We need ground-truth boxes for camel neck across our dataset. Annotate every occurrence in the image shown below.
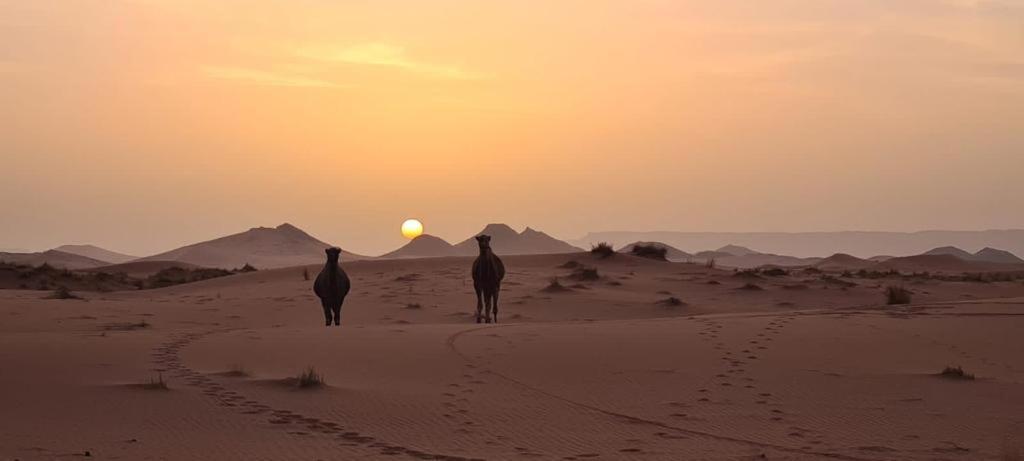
[478,248,491,257]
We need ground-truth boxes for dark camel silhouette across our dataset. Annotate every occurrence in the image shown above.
[472,235,505,323]
[313,247,351,326]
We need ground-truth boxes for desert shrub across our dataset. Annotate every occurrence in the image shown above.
[734,269,762,279]
[761,267,789,277]
[590,242,615,258]
[939,366,975,380]
[103,320,150,331]
[706,280,721,285]
[395,273,420,282]
[236,263,258,273]
[405,303,422,309]
[145,267,233,289]
[631,244,668,261]
[297,367,325,388]
[559,260,581,269]
[541,277,571,293]
[48,286,80,300]
[802,267,822,274]
[737,283,763,291]
[885,285,912,305]
[142,373,169,390]
[224,364,249,378]
[658,297,686,307]
[570,267,600,281]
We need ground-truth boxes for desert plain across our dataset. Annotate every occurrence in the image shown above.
[2,249,1024,461]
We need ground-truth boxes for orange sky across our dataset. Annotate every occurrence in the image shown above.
[2,0,1023,256]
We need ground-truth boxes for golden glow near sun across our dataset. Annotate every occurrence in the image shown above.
[401,219,424,240]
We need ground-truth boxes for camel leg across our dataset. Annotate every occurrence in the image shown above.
[321,301,332,326]
[332,304,341,326]
[474,287,483,323]
[483,292,493,324]
[492,288,500,324]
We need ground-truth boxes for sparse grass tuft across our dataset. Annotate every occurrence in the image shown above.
[48,286,81,300]
[296,367,325,388]
[224,364,250,378]
[885,285,912,305]
[631,244,668,261]
[559,260,581,269]
[102,319,149,331]
[142,373,169,390]
[569,267,600,282]
[590,242,616,258]
[236,263,258,273]
[939,365,975,380]
[541,277,572,293]
[405,303,422,309]
[658,297,686,307]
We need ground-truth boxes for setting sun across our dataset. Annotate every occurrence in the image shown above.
[401,219,424,240]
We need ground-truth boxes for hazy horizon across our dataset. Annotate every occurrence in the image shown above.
[3,0,1024,256]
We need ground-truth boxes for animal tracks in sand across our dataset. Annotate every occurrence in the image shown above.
[151,329,482,461]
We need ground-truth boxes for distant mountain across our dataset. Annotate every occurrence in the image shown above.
[452,224,581,256]
[0,250,111,270]
[137,223,367,269]
[381,235,458,259]
[572,230,1024,259]
[921,246,1024,264]
[53,244,137,264]
[923,246,976,260]
[871,254,998,273]
[815,253,876,271]
[715,253,820,269]
[973,247,1024,264]
[617,242,693,261]
[716,244,760,256]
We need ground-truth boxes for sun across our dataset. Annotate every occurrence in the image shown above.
[401,219,424,239]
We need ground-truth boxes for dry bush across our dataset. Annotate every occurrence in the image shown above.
[142,373,169,390]
[569,267,600,281]
[939,365,975,380]
[886,285,912,305]
[297,367,325,388]
[590,242,615,258]
[48,286,81,300]
[541,277,572,293]
[631,244,668,261]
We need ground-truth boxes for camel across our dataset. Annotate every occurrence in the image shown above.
[313,247,351,326]
[472,234,505,323]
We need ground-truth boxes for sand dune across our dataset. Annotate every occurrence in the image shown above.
[138,223,368,269]
[0,249,112,270]
[53,244,138,264]
[3,253,1024,459]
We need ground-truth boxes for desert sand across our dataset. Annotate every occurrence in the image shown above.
[2,252,1024,460]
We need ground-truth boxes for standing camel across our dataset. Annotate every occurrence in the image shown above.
[472,235,505,323]
[314,247,351,326]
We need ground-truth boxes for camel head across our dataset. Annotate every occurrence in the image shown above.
[475,234,492,251]
[325,247,342,262]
